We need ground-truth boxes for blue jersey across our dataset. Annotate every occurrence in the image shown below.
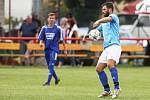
[96,14,120,48]
[38,24,64,53]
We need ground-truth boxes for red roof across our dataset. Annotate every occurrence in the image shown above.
[123,0,141,14]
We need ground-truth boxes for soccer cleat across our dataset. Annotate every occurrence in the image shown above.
[112,89,121,99]
[55,78,60,85]
[97,91,112,98]
[42,82,50,86]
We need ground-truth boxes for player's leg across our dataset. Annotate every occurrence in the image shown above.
[43,50,51,86]
[53,70,60,85]
[48,51,60,85]
[107,60,120,89]
[43,50,59,86]
[96,63,112,98]
[107,59,121,98]
[50,52,60,85]
[107,45,121,98]
[96,50,112,98]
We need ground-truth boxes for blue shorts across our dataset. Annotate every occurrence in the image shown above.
[44,49,58,67]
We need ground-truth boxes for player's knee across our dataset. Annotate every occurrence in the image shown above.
[96,67,102,73]
[107,59,115,68]
[107,63,113,68]
[96,68,99,73]
[96,63,106,73]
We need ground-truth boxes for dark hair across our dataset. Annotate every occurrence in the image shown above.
[66,12,73,18]
[48,13,56,17]
[102,2,114,11]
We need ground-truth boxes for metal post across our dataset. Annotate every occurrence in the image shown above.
[57,0,60,26]
[9,0,11,36]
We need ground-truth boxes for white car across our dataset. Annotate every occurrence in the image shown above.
[119,30,137,45]
[79,27,89,37]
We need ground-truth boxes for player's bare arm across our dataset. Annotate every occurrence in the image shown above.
[39,40,43,47]
[93,16,112,28]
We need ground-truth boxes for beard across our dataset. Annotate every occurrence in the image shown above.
[103,12,110,17]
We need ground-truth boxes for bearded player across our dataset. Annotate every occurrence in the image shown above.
[93,2,122,99]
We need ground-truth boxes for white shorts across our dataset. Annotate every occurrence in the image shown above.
[98,45,122,64]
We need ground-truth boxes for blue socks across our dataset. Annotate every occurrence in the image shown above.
[53,70,58,81]
[98,67,120,91]
[47,67,54,84]
[98,71,110,92]
[47,66,59,84]
[110,67,120,89]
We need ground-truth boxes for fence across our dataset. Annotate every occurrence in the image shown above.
[0,37,150,65]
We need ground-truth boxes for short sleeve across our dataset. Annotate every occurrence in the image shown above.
[96,25,103,33]
[38,26,45,41]
[109,14,118,23]
[60,27,64,41]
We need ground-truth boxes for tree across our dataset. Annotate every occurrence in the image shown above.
[64,0,81,8]
[47,0,137,26]
[84,0,100,8]
[4,17,19,29]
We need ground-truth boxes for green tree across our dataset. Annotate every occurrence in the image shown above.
[64,0,81,8]
[63,0,100,26]
[4,17,19,29]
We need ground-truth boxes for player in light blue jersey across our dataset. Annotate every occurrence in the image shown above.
[38,13,66,86]
[93,2,121,99]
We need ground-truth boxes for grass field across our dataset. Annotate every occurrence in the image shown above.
[0,65,150,100]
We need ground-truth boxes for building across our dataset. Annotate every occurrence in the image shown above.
[32,0,53,16]
[32,0,58,24]
[0,0,4,24]
[32,0,41,16]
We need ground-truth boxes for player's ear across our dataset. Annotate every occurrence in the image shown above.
[108,8,112,13]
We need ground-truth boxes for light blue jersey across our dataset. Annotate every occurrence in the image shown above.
[96,14,120,48]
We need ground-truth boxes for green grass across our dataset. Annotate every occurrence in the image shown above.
[0,65,150,100]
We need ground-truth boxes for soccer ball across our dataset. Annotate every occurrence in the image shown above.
[89,29,101,40]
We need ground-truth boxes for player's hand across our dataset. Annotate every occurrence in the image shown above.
[39,43,44,47]
[93,21,100,28]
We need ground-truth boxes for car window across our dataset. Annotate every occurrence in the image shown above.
[138,16,150,26]
[120,33,130,38]
[118,14,138,25]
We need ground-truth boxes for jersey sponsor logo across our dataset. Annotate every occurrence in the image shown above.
[46,33,55,40]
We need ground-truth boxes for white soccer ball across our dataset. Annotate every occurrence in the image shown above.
[89,29,101,40]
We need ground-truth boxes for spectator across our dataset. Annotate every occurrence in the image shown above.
[19,16,38,65]
[57,17,69,68]
[88,21,94,33]
[32,13,42,32]
[66,13,79,44]
[66,13,80,66]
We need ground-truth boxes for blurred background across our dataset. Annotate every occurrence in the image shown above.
[0,0,150,66]
[1,1,150,100]
[0,0,145,31]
